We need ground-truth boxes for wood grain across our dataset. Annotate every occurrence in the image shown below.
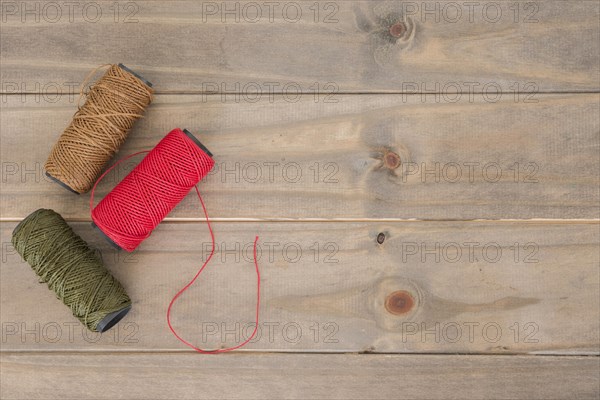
[1,353,599,400]
[1,1,598,93]
[1,220,598,354]
[1,2,598,397]
[2,94,598,220]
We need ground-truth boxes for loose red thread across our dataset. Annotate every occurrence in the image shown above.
[167,188,261,353]
[90,128,261,352]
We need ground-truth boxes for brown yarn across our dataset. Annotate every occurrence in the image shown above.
[45,64,153,194]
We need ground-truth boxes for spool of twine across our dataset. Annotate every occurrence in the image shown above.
[45,64,154,194]
[12,209,132,332]
[91,128,215,252]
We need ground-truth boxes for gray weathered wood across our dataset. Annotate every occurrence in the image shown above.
[1,1,598,93]
[1,1,598,396]
[1,353,598,400]
[2,94,598,220]
[1,221,598,353]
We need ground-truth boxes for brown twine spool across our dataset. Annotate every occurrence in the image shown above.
[45,64,154,194]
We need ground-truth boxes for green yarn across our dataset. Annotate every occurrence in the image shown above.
[12,209,132,332]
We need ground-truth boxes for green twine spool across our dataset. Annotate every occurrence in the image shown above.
[12,209,132,332]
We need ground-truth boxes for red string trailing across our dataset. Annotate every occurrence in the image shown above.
[90,128,261,353]
[167,191,261,353]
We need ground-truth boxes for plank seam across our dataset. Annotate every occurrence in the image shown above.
[3,218,599,223]
[1,350,599,357]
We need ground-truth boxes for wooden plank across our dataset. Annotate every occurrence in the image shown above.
[1,220,598,353]
[1,353,598,400]
[1,94,599,220]
[1,1,598,93]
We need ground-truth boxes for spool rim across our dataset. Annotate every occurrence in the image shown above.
[182,129,213,157]
[96,305,132,332]
[45,172,81,194]
[117,63,153,88]
[92,222,123,251]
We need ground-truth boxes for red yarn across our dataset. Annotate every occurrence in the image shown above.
[90,128,261,352]
[91,128,215,252]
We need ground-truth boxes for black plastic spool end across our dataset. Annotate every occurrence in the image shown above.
[45,172,81,195]
[96,305,132,332]
[182,129,213,157]
[117,63,153,88]
[92,222,123,251]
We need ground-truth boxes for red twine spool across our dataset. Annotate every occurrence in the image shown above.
[90,128,261,353]
[91,128,214,251]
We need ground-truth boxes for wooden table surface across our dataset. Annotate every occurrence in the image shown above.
[1,1,599,399]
